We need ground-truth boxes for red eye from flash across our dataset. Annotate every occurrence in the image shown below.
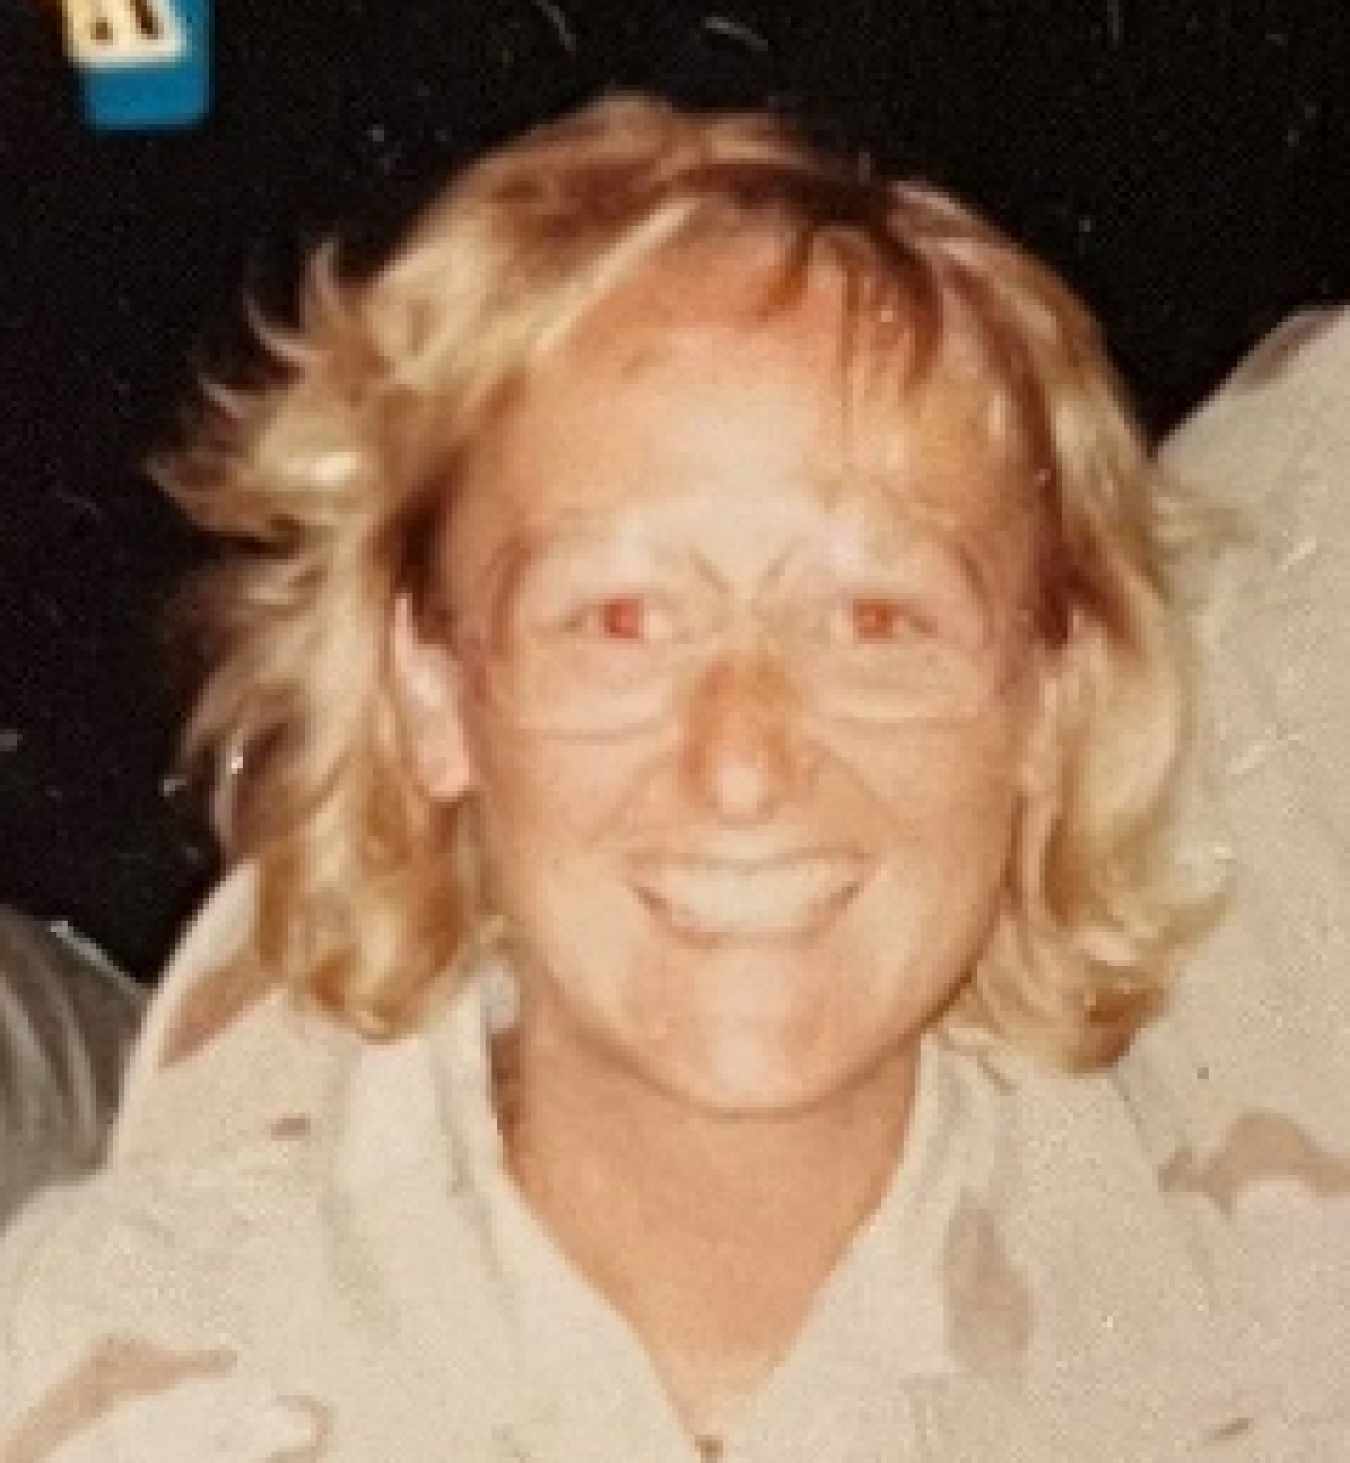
[598,596,646,639]
[850,598,907,640]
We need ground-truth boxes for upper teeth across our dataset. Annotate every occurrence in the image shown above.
[638,859,855,937]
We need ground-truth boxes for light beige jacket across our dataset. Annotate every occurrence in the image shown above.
[4,311,1350,1461]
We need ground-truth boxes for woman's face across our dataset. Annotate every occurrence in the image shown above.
[398,251,1059,1115]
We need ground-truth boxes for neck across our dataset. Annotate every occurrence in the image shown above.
[497,1020,918,1437]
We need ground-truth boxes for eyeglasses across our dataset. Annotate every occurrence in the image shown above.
[450,531,1028,737]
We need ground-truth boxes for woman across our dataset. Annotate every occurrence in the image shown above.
[3,94,1347,1459]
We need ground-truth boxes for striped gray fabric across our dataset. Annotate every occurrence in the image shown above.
[0,909,145,1227]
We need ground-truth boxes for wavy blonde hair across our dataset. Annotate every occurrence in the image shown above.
[163,92,1220,1069]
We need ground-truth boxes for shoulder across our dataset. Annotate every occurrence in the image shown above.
[0,1134,319,1411]
[1,871,519,1457]
[1,1178,339,1459]
[930,1040,1350,1429]
[0,1057,513,1458]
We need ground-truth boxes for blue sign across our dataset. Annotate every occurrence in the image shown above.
[65,0,211,130]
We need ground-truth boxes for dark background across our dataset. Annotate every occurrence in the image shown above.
[2,0,1347,979]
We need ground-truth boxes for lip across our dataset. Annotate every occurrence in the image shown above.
[630,853,861,941]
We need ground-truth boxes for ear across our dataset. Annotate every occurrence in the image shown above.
[390,595,477,802]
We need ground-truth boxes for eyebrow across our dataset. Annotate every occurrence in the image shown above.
[492,529,730,595]
[476,518,993,617]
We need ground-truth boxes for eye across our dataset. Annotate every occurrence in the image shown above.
[596,595,646,640]
[566,594,674,643]
[850,596,907,640]
[833,595,930,643]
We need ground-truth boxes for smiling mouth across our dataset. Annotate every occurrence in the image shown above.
[631,856,860,941]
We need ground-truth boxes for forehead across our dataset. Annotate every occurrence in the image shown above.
[448,243,1035,582]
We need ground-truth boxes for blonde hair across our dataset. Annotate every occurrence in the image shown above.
[162,92,1219,1068]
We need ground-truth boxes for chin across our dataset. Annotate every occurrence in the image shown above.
[630,1007,904,1119]
[651,1062,839,1119]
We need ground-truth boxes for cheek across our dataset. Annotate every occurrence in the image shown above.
[849,726,1027,965]
[469,725,651,867]
[848,714,1028,849]
[855,732,1026,993]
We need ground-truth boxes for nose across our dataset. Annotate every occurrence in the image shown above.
[679,648,811,824]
